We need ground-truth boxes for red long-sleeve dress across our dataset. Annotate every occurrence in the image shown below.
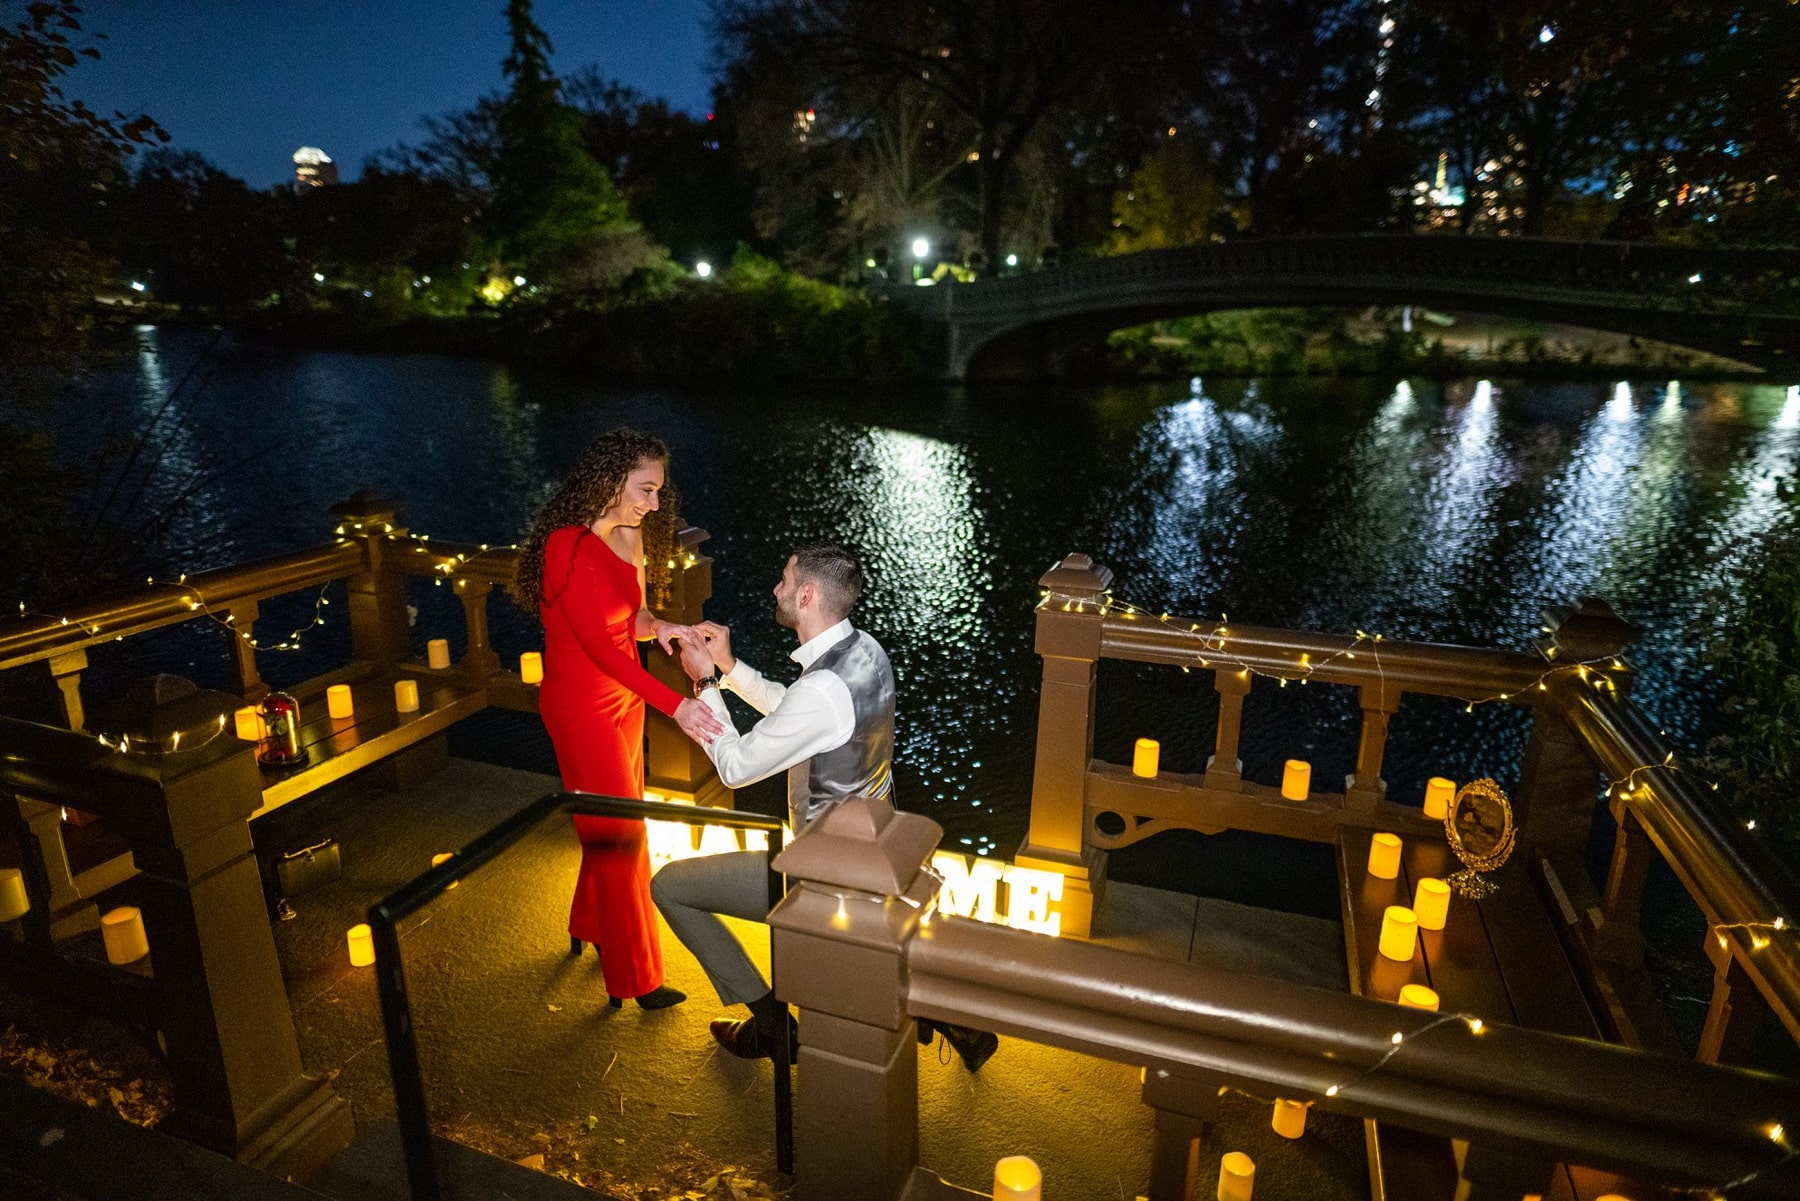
[539,525,684,1000]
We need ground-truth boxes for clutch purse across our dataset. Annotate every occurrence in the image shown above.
[276,838,341,896]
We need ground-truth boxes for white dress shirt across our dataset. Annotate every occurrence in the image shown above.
[697,618,858,789]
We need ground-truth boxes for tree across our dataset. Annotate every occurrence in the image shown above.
[484,0,654,289]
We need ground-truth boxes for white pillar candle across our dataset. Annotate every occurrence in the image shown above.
[1413,878,1451,931]
[1378,905,1419,962]
[426,638,450,670]
[0,867,29,922]
[1423,776,1456,820]
[101,906,149,964]
[326,684,354,720]
[993,1154,1041,1201]
[1271,1098,1306,1139]
[1132,738,1160,778]
[1367,832,1403,879]
[347,923,376,967]
[1398,983,1440,1011]
[233,705,264,742]
[1217,1151,1255,1201]
[1281,759,1311,800]
[393,678,420,713]
[520,651,544,685]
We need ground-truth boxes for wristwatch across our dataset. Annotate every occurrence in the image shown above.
[693,674,720,698]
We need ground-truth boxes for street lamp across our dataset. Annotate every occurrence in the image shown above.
[910,237,930,281]
[695,260,713,279]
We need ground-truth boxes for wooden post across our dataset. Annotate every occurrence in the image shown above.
[1697,934,1770,1067]
[1017,553,1113,939]
[222,600,267,701]
[645,527,729,807]
[329,491,411,665]
[1203,669,1250,791]
[1142,1066,1224,1201]
[1345,681,1398,813]
[768,797,943,1201]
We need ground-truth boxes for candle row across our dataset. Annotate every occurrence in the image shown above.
[1132,743,1457,820]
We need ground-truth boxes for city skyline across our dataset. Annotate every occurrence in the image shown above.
[64,0,713,188]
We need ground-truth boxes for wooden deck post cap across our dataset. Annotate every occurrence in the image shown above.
[1037,552,1113,596]
[770,796,943,896]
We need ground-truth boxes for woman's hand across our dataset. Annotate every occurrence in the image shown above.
[650,618,696,654]
[674,697,725,744]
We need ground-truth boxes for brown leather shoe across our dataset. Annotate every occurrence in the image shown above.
[709,1013,798,1060]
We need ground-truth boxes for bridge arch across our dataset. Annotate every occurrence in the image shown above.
[884,237,1799,380]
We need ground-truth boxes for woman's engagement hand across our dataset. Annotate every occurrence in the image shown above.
[653,621,696,654]
[696,620,735,673]
[674,697,725,744]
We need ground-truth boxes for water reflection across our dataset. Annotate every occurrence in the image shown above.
[1411,379,1505,614]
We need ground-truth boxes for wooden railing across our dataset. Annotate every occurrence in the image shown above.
[1023,552,1800,1069]
[770,796,1800,1201]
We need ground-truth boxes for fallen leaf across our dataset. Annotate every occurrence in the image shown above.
[39,1128,65,1148]
[514,1152,545,1170]
[546,1004,562,1012]
[583,1114,598,1132]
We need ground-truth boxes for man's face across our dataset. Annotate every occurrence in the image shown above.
[773,557,802,629]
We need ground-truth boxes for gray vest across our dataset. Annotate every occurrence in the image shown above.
[786,628,895,832]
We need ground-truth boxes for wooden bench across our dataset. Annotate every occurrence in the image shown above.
[1338,829,1651,1201]
[249,662,490,819]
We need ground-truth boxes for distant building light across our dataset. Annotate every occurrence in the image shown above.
[293,146,332,165]
[1005,253,1019,267]
[694,260,713,278]
[865,257,878,269]
[421,275,430,284]
[313,272,325,283]
[129,281,146,292]
[1538,25,1555,42]
[512,275,527,287]
[293,146,338,187]
[1688,273,1703,284]
[362,290,373,298]
[911,237,930,260]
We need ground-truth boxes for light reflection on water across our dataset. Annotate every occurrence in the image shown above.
[52,331,1800,872]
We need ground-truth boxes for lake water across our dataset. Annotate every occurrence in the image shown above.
[58,327,1800,925]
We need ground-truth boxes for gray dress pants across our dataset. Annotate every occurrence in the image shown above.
[650,849,774,1006]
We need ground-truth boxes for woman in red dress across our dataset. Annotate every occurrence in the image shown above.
[514,429,723,1009]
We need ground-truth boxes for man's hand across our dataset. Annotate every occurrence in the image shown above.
[696,620,736,673]
[674,697,725,744]
[678,634,715,682]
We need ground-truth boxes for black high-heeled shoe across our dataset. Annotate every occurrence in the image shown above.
[607,985,686,1011]
[570,936,585,956]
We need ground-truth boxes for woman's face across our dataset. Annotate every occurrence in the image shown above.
[599,458,665,528]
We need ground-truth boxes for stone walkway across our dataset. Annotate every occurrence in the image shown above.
[249,756,1368,1200]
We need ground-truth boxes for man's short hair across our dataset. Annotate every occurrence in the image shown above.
[790,543,864,619]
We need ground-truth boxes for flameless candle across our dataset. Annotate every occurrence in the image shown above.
[520,651,544,685]
[1132,738,1160,778]
[1271,1098,1307,1139]
[1398,984,1440,1011]
[347,923,376,967]
[1423,776,1455,820]
[393,678,420,713]
[1378,905,1419,962]
[101,906,149,964]
[1413,878,1451,931]
[1217,1151,1255,1201]
[992,1155,1041,1201]
[427,638,451,670]
[1367,832,1403,879]
[233,705,263,742]
[0,868,29,922]
[1281,759,1311,800]
[326,684,354,720]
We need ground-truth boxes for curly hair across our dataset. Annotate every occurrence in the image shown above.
[512,428,683,617]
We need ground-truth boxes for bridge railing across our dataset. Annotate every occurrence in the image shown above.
[1023,552,1800,1067]
[772,795,1800,1201]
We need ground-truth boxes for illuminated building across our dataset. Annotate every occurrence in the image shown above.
[293,146,338,187]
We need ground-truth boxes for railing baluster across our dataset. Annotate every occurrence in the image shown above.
[331,492,412,664]
[1345,682,1398,813]
[1142,1066,1223,1201]
[224,600,267,700]
[452,577,501,677]
[45,649,87,731]
[1203,668,1249,791]
[1593,798,1653,966]
[1698,935,1770,1066]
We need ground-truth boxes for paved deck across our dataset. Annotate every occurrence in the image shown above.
[250,755,1368,1199]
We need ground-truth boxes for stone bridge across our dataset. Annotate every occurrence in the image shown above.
[882,235,1800,380]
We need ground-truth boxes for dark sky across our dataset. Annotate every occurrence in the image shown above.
[64,1,715,188]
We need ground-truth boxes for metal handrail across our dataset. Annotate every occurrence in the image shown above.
[367,791,790,1201]
[906,915,1800,1195]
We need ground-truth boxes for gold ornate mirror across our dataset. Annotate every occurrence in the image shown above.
[1444,777,1515,899]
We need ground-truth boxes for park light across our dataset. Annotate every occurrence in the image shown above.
[1005,253,1019,268]
[129,281,146,293]
[694,260,713,279]
[911,237,930,260]
[1538,25,1555,42]
[313,272,325,283]
[512,275,527,287]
